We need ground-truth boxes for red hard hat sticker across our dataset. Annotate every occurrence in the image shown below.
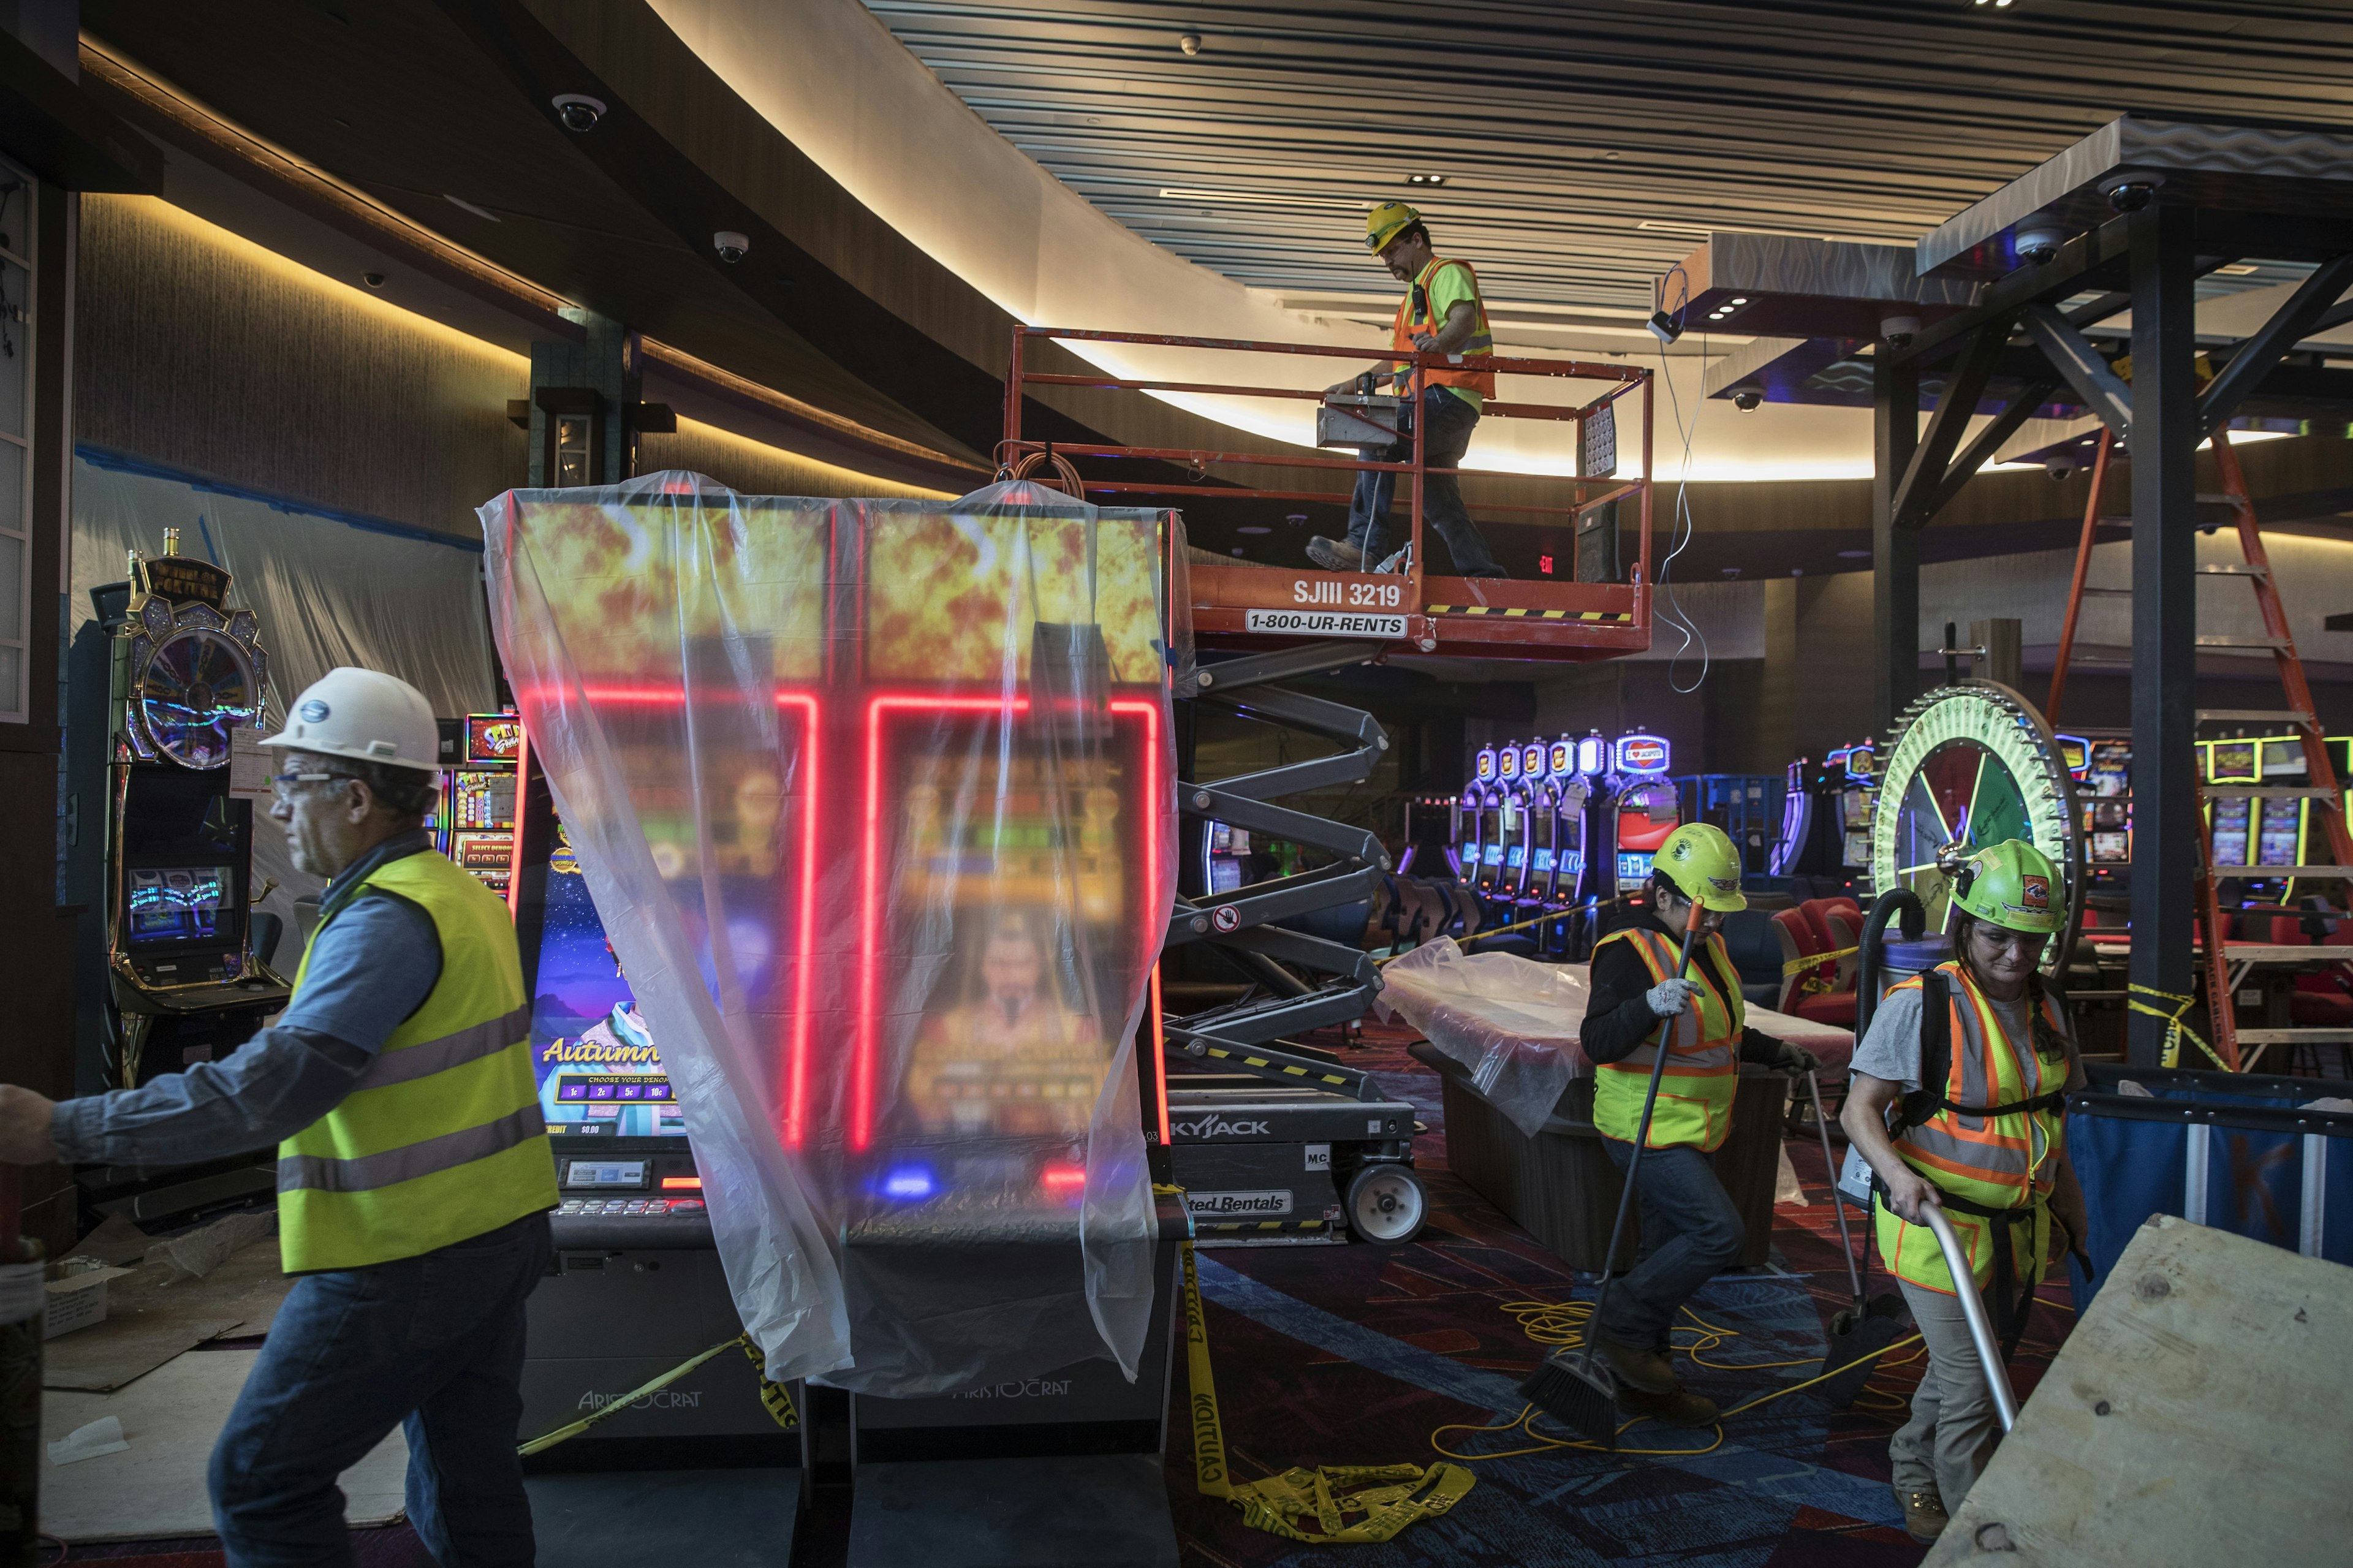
[2021,874,2050,911]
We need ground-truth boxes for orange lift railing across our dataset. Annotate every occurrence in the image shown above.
[1001,326,1655,662]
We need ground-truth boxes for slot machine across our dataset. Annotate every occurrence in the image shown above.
[2072,734,2132,889]
[66,534,289,1108]
[2254,734,2311,891]
[1202,820,1252,895]
[2203,737,2260,874]
[1491,737,1525,903]
[1458,744,1498,883]
[438,711,523,895]
[1542,735,1585,900]
[1612,732,1676,893]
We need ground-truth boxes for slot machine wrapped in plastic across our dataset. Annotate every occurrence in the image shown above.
[480,474,1181,1395]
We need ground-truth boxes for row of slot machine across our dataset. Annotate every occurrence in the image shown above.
[1453,731,1679,915]
[2197,732,2353,895]
[1769,742,1876,882]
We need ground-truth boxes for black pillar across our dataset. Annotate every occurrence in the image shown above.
[2127,204,2199,1067]
[1873,350,1921,736]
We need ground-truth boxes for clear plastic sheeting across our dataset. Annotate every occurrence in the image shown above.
[1374,939,1590,1136]
[481,473,1178,1394]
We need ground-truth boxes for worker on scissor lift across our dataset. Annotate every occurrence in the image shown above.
[1306,202,1507,579]
[1841,839,2091,1546]
[1578,823,1819,1425]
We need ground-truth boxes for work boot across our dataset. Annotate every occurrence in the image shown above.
[1306,536,1365,571]
[1614,1384,1719,1427]
[1592,1335,1677,1395]
[1900,1488,1949,1544]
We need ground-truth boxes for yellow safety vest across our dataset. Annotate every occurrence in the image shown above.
[278,849,556,1272]
[1872,961,2069,1295]
[1391,257,1497,403]
[1591,926,1744,1152]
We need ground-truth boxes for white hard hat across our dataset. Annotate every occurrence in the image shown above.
[260,667,441,775]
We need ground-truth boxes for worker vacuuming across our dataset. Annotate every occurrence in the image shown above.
[1306,200,1508,580]
[1547,823,1819,1427]
[1841,839,2090,1547]
[0,667,556,1568]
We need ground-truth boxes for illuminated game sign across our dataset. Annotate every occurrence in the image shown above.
[1615,734,1671,775]
[466,713,523,764]
[1548,738,1573,778]
[1498,744,1521,782]
[1476,747,1498,782]
[1576,735,1608,776]
[1522,743,1545,781]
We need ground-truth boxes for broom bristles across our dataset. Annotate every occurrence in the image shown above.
[1520,1349,1620,1450]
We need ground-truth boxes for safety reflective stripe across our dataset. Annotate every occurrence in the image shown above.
[279,1102,547,1195]
[354,1004,532,1091]
[1604,928,1739,1070]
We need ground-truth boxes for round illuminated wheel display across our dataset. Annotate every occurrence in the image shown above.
[137,626,262,770]
[1870,682,2082,976]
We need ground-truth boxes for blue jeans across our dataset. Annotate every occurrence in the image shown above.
[1346,387,1503,577]
[1596,1139,1745,1349]
[210,1213,552,1568]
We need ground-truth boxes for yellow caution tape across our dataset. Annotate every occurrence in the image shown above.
[517,1331,798,1456]
[1781,944,1860,978]
[1376,894,1629,966]
[2128,982,2230,1070]
[1181,1233,1474,1542]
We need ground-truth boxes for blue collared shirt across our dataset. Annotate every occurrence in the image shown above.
[53,829,448,1167]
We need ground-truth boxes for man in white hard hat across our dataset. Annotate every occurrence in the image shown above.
[0,667,556,1568]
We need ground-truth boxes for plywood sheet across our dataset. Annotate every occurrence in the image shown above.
[43,1348,407,1542]
[1927,1216,2349,1564]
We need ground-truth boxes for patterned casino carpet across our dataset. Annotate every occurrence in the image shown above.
[70,1025,2072,1567]
[1167,1020,2077,1568]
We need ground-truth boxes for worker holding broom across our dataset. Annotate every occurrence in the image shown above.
[1841,839,2091,1545]
[1563,823,1819,1426]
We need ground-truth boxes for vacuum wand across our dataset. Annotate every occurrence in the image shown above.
[1920,1200,2021,1433]
[1804,1070,1865,1303]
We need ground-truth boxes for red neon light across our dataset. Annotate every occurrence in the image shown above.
[776,694,821,1149]
[1146,965,1171,1147]
[854,692,1167,1156]
[1039,1162,1087,1192]
[660,1175,703,1190]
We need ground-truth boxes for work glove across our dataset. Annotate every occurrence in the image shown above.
[1773,1042,1821,1077]
[1644,978,1702,1018]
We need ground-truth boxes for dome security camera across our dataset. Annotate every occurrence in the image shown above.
[2047,461,2075,482]
[1732,389,1763,412]
[551,94,607,133]
[2107,180,2158,214]
[2014,224,2066,267]
[713,230,750,263]
[1881,314,1920,349]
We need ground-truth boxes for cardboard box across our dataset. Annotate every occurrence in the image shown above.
[44,1267,131,1339]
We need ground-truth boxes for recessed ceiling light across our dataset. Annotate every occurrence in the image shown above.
[1237,526,1271,534]
[1406,173,1447,187]
[1729,297,1748,306]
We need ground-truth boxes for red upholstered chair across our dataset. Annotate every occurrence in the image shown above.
[1768,907,1859,1025]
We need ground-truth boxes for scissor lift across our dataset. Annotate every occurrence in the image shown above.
[1003,329,1660,1240]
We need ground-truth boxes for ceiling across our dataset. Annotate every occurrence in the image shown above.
[866,0,2353,326]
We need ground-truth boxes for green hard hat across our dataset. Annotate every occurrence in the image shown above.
[1654,822,1746,912]
[1952,838,2064,936]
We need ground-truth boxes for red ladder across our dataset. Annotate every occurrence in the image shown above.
[2047,428,2353,1070]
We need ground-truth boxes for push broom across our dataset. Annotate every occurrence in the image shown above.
[1520,896,1707,1449]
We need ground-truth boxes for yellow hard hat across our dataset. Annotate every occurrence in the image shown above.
[1951,838,2064,936]
[1653,822,1747,912]
[1365,201,1422,254]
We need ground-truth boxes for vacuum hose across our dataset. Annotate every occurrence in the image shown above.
[1855,888,1925,1036]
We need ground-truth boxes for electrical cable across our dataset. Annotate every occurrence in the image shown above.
[1652,317,1711,696]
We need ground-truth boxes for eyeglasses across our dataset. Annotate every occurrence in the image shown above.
[268,770,354,800]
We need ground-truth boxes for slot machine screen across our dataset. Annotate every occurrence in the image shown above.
[1506,845,1525,870]
[124,866,229,945]
[2208,741,2257,782]
[2257,798,2304,866]
[2091,830,2129,862]
[1841,831,1871,868]
[2085,741,2130,797]
[529,821,684,1138]
[1207,859,1243,895]
[1840,788,1874,830]
[1532,847,1555,873]
[2210,797,2253,866]
[1617,850,1653,887]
